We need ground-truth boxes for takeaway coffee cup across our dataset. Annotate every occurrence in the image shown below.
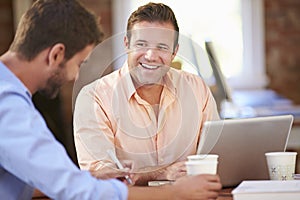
[265,152,297,180]
[186,154,219,175]
[187,154,219,162]
[185,161,218,175]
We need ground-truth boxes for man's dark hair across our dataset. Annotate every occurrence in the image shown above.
[9,0,103,61]
[126,2,179,51]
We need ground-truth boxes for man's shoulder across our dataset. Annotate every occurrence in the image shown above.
[80,68,122,94]
[0,79,32,108]
[0,79,23,96]
[0,64,30,99]
[99,68,122,82]
[168,68,205,85]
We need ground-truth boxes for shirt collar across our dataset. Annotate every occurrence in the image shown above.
[0,61,32,98]
[119,63,136,101]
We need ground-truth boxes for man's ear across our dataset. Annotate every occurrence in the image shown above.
[48,43,65,67]
[171,44,179,60]
[124,36,130,52]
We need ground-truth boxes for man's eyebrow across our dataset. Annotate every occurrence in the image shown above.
[158,43,169,47]
[134,39,147,43]
[134,40,170,46]
[157,43,171,50]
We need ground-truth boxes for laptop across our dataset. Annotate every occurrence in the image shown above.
[197,115,294,187]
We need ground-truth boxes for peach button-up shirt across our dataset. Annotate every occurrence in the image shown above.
[74,63,219,171]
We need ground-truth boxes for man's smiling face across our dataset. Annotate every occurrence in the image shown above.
[125,21,178,87]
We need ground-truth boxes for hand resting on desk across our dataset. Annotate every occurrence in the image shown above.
[130,160,187,186]
[89,160,133,184]
[89,160,187,186]
[158,160,187,180]
[172,174,222,200]
[127,174,222,200]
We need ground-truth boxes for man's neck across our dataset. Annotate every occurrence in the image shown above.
[136,84,164,105]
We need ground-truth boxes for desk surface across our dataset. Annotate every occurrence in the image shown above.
[217,188,233,200]
[32,188,234,200]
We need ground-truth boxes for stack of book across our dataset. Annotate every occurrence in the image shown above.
[232,180,300,200]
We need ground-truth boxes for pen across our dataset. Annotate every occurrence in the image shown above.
[107,149,133,185]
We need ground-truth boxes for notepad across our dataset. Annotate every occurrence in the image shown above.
[232,180,300,200]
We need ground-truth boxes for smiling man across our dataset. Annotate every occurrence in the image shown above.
[0,0,223,199]
[74,2,220,187]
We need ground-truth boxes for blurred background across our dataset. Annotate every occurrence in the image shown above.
[1,0,299,167]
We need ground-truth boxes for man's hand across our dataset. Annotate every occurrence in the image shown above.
[127,174,222,200]
[90,166,130,179]
[159,160,187,180]
[129,161,186,185]
[171,174,222,200]
[89,160,134,185]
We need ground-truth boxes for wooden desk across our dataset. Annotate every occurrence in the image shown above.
[32,189,48,200]
[217,188,233,200]
[32,188,234,200]
[33,178,236,199]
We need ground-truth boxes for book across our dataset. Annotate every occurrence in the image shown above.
[232,180,300,200]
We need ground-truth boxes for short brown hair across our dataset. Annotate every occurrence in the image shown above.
[10,0,103,61]
[126,2,179,51]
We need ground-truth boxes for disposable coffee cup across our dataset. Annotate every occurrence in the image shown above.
[265,152,297,180]
[185,160,218,175]
[187,154,219,162]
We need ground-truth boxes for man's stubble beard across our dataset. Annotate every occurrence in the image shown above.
[39,62,66,99]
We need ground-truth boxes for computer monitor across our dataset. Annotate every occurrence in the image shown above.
[205,41,233,109]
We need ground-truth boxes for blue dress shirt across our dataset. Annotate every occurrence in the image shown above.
[0,62,128,200]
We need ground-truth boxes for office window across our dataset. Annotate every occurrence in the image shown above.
[112,0,267,89]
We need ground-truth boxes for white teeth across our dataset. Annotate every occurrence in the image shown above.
[141,63,159,69]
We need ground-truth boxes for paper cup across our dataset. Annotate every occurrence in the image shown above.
[265,152,297,180]
[185,160,218,175]
[187,154,219,162]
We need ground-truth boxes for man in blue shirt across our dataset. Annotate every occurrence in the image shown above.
[0,0,221,199]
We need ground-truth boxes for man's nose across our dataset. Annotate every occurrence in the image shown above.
[144,47,159,61]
